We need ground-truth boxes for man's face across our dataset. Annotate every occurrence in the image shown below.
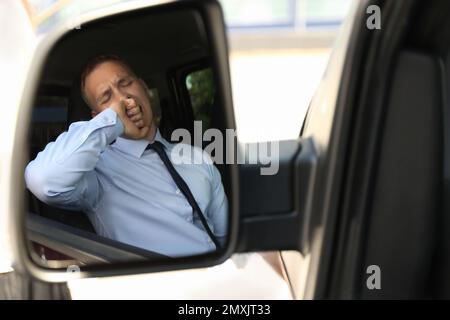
[84,61,153,128]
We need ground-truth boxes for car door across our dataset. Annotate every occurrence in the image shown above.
[285,0,446,300]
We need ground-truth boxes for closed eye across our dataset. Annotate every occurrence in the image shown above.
[98,90,111,105]
[119,78,133,87]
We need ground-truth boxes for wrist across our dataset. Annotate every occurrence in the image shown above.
[91,108,124,142]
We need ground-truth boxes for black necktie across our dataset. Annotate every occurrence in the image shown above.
[146,141,220,249]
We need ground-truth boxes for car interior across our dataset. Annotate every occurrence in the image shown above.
[348,0,450,299]
[26,7,230,266]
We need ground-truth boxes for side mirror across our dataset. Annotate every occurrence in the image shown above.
[11,0,317,282]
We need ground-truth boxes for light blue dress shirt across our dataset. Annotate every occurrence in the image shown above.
[25,108,228,258]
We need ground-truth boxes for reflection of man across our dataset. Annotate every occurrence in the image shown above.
[25,55,228,258]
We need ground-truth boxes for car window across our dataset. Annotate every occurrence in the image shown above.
[185,68,216,132]
[30,95,68,159]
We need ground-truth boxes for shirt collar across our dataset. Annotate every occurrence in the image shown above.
[113,128,170,158]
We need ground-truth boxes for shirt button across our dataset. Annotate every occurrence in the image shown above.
[175,189,181,195]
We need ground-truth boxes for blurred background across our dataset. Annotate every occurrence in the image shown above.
[8,0,353,299]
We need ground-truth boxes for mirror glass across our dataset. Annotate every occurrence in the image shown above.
[24,4,231,270]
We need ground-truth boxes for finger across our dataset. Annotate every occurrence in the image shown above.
[127,106,140,116]
[125,99,137,109]
[130,114,142,122]
[125,103,137,110]
[135,120,144,128]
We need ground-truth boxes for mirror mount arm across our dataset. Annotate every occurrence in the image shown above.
[236,137,318,254]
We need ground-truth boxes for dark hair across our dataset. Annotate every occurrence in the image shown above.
[80,54,135,107]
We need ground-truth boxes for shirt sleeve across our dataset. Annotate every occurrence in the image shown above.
[206,162,229,246]
[25,108,124,212]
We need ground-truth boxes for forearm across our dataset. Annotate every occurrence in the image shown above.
[25,108,123,205]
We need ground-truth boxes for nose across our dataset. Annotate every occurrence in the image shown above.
[119,94,137,110]
[114,84,131,99]
[117,92,131,103]
[121,95,133,103]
